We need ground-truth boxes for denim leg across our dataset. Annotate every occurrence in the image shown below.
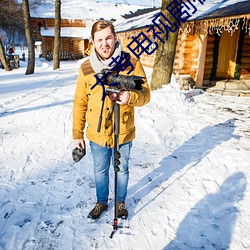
[90,141,111,204]
[113,141,132,203]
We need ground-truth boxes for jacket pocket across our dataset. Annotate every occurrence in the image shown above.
[120,106,135,134]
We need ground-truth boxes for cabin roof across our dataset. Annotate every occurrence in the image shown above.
[115,9,160,33]
[114,0,250,33]
[191,0,250,21]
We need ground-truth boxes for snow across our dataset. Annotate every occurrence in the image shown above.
[40,27,92,39]
[114,9,159,33]
[190,0,250,20]
[93,0,161,7]
[30,0,153,20]
[0,48,250,249]
[114,0,250,32]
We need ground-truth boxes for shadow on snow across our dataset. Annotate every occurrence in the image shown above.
[164,172,247,249]
[128,118,239,213]
[127,118,243,248]
[0,100,73,117]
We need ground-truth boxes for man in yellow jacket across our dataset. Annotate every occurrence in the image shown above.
[72,20,150,220]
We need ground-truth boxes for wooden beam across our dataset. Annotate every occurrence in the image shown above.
[195,32,207,87]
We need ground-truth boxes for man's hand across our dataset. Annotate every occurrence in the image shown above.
[74,139,85,149]
[72,139,86,162]
[116,90,130,105]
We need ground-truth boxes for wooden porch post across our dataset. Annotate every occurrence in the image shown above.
[195,32,207,88]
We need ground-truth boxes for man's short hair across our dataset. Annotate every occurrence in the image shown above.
[91,20,116,40]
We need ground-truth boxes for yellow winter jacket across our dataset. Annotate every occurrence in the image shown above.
[72,53,150,148]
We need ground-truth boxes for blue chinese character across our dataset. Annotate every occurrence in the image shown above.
[184,0,199,12]
[151,12,178,41]
[147,25,165,44]
[108,51,134,76]
[192,0,206,4]
[91,72,119,101]
[127,32,158,59]
[166,0,197,25]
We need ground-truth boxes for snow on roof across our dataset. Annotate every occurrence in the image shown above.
[114,0,250,33]
[40,27,91,39]
[89,0,161,7]
[115,9,159,33]
[30,0,152,20]
[190,0,250,21]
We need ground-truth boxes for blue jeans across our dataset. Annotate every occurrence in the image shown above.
[90,141,132,205]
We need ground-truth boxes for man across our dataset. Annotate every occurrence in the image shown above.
[72,20,150,220]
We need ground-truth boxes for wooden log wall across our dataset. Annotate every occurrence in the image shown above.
[32,18,86,29]
[240,35,250,79]
[61,38,74,52]
[41,37,53,58]
[41,37,87,58]
[72,38,87,56]
[173,33,199,81]
[173,34,185,75]
[117,28,156,68]
[182,35,198,79]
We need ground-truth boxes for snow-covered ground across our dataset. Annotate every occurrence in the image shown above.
[0,49,250,250]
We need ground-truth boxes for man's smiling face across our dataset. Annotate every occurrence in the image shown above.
[93,27,117,60]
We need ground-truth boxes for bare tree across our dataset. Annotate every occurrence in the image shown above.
[0,0,24,36]
[53,0,61,70]
[29,0,47,8]
[150,0,179,90]
[0,0,23,71]
[22,0,35,75]
[0,37,11,71]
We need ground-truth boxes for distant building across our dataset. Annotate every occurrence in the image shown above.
[30,0,152,60]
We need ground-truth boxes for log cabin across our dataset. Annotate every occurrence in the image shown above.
[31,18,92,60]
[114,0,250,95]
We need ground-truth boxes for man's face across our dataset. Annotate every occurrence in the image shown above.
[93,27,117,60]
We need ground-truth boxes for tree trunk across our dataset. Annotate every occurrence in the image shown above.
[53,0,61,70]
[150,0,179,90]
[0,37,11,71]
[22,0,35,75]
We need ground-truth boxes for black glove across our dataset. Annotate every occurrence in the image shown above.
[72,146,86,162]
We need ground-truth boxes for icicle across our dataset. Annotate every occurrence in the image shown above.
[215,26,222,36]
[246,17,249,34]
[208,19,214,35]
[203,20,208,37]
[248,18,250,36]
[242,16,246,31]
